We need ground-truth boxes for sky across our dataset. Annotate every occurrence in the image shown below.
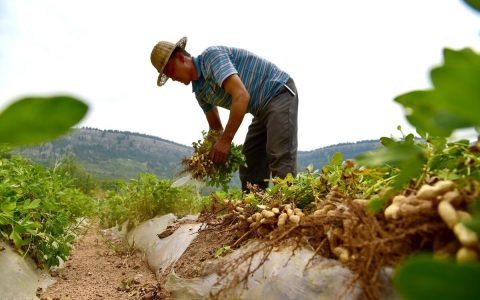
[0,0,479,151]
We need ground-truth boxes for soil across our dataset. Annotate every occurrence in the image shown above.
[173,223,244,278]
[40,220,170,300]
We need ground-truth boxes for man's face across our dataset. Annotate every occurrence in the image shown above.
[163,53,190,85]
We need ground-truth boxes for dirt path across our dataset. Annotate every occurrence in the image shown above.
[40,220,169,300]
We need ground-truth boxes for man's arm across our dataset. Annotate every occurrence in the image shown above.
[209,74,250,164]
[205,106,224,144]
[205,106,223,133]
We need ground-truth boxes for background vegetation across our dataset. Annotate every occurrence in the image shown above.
[16,127,380,182]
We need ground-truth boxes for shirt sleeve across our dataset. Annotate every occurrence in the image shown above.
[195,94,213,113]
[202,47,238,87]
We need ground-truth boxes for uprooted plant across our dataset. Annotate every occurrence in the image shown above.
[179,130,245,191]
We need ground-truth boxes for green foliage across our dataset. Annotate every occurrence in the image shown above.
[208,141,245,191]
[395,48,480,137]
[355,133,428,211]
[464,0,480,12]
[0,96,88,146]
[54,155,98,195]
[235,152,392,213]
[394,255,480,300]
[99,173,202,228]
[463,201,480,233]
[0,148,97,267]
[356,136,426,185]
[181,131,246,191]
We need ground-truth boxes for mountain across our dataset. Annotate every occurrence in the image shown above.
[16,127,193,180]
[15,127,381,181]
[297,140,381,171]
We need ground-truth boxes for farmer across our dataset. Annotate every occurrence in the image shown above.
[150,37,298,191]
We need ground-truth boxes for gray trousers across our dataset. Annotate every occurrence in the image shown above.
[240,77,298,191]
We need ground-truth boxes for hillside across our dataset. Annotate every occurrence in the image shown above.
[16,127,193,180]
[16,127,380,181]
[297,140,381,171]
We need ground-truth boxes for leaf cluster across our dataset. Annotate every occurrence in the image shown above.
[215,151,392,215]
[99,173,203,229]
[180,131,245,191]
[0,147,97,267]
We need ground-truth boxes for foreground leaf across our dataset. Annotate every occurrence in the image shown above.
[394,255,480,300]
[0,96,88,146]
[464,0,480,12]
[395,48,480,137]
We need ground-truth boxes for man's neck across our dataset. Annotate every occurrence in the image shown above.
[188,57,199,81]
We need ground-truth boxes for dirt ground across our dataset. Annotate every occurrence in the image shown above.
[41,220,170,300]
[39,217,235,300]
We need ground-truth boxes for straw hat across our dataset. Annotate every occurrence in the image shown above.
[150,36,187,86]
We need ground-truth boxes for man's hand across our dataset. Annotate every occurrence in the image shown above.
[210,135,232,164]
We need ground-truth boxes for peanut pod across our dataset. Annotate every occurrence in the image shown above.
[456,247,478,263]
[289,215,300,224]
[333,246,350,263]
[438,201,459,229]
[453,223,479,247]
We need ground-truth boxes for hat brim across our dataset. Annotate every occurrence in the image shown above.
[157,36,188,86]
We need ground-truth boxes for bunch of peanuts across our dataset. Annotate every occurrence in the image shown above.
[384,180,478,263]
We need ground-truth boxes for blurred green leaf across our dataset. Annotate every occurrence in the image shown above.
[429,136,448,152]
[0,96,88,146]
[379,136,396,147]
[404,133,415,145]
[0,213,11,225]
[10,227,29,247]
[463,218,480,234]
[395,48,480,137]
[1,200,16,212]
[416,128,428,140]
[464,0,480,12]
[367,196,388,212]
[394,255,480,300]
[430,49,480,122]
[395,90,472,137]
[26,199,41,209]
[463,201,480,234]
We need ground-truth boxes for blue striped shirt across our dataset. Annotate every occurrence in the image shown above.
[192,46,290,116]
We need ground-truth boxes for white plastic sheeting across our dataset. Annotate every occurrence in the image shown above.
[0,240,54,300]
[129,215,399,300]
[165,242,363,300]
[127,214,202,277]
